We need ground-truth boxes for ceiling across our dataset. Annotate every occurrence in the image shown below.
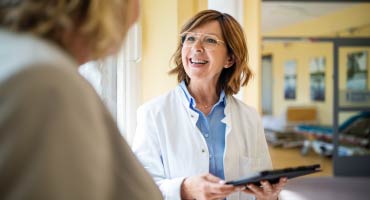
[261,2,358,33]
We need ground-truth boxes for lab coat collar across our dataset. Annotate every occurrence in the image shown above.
[176,84,232,136]
[175,86,199,125]
[222,96,233,136]
[178,80,226,109]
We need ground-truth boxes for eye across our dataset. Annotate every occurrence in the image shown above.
[204,37,217,44]
[185,35,196,42]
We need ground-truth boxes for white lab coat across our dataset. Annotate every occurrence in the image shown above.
[133,86,272,200]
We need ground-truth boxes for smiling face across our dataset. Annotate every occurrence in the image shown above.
[181,20,234,86]
[170,10,251,95]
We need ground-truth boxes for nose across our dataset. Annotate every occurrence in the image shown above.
[191,39,204,53]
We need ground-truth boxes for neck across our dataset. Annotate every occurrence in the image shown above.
[187,81,219,108]
[61,30,91,65]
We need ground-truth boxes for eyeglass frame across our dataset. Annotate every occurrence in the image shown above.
[180,31,226,51]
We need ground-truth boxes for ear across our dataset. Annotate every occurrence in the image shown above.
[224,54,235,68]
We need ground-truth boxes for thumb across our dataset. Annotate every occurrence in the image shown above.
[204,174,224,184]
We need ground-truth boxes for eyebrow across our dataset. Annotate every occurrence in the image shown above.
[187,32,222,38]
[195,32,218,36]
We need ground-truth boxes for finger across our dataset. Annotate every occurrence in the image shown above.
[236,185,247,191]
[207,182,236,194]
[204,189,234,200]
[206,182,237,194]
[280,177,288,184]
[246,184,264,197]
[203,174,236,194]
[241,187,255,195]
[236,185,254,194]
[204,174,223,183]
[273,177,287,188]
[208,192,232,200]
[273,177,288,192]
[261,180,273,193]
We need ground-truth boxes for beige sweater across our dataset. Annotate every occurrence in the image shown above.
[0,29,162,200]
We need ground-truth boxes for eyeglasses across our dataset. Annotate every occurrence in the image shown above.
[180,32,225,51]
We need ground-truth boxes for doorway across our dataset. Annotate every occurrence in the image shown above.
[262,55,273,115]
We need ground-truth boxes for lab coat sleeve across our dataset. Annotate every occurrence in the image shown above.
[256,112,273,170]
[133,106,185,200]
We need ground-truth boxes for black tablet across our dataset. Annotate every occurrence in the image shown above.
[226,164,321,186]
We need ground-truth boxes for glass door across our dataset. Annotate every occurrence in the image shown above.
[333,38,370,176]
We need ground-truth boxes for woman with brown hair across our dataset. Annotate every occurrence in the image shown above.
[0,0,162,199]
[133,10,286,200]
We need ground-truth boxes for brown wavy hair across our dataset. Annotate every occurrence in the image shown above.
[169,9,252,95]
[0,0,135,58]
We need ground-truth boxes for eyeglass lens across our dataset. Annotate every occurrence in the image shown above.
[182,33,220,50]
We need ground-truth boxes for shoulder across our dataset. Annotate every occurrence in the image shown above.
[7,64,91,91]
[0,64,108,147]
[227,96,260,117]
[1,64,98,112]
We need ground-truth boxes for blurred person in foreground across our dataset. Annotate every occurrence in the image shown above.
[133,10,286,200]
[0,0,162,199]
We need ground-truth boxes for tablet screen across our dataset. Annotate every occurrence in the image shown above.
[226,164,321,186]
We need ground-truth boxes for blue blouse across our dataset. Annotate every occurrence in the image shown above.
[179,81,226,179]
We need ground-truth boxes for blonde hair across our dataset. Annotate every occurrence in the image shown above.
[0,0,135,58]
[169,9,252,95]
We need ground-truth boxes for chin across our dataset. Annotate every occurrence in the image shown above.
[187,72,206,81]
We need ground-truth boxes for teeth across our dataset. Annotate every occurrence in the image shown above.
[191,58,208,64]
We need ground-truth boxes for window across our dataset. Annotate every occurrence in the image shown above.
[79,23,142,145]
